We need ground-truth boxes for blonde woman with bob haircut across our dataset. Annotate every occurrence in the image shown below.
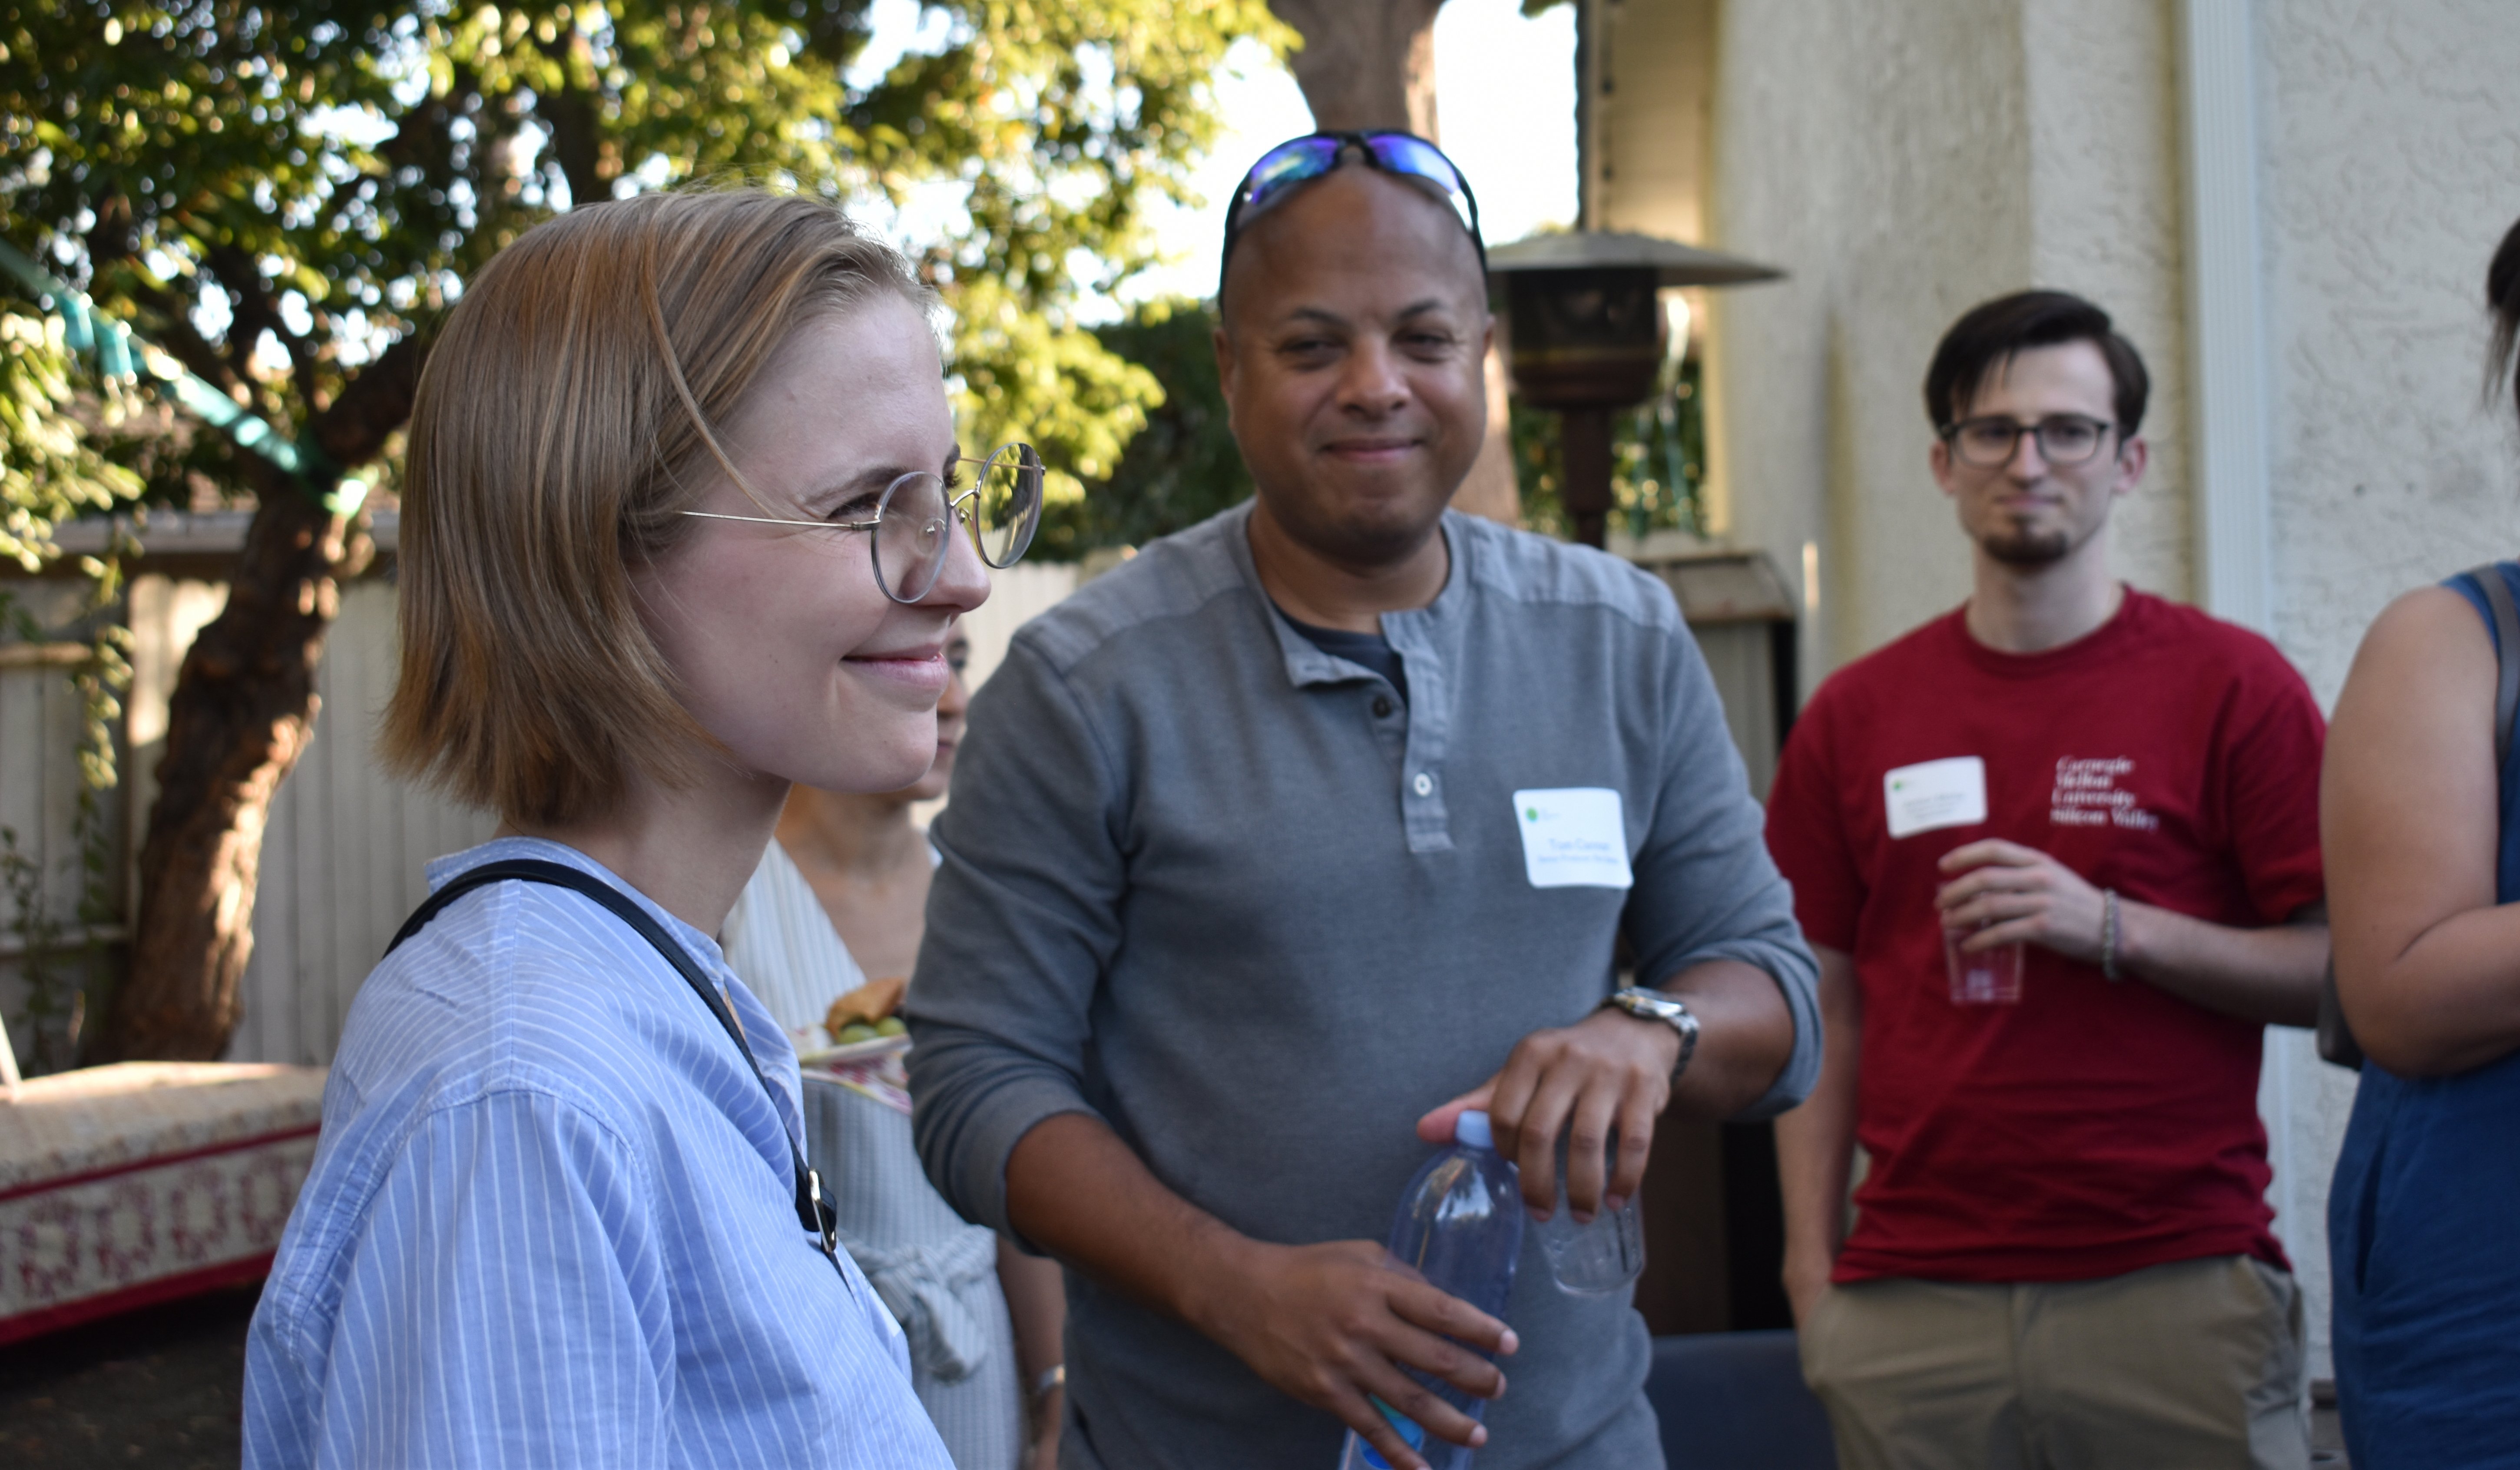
[242,189,1041,1469]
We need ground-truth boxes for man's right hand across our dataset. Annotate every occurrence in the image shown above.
[1188,1238,1518,1470]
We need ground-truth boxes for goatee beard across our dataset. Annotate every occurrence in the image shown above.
[1980,527,2072,566]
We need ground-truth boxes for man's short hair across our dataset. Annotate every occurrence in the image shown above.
[1923,289,2150,436]
[378,190,931,826]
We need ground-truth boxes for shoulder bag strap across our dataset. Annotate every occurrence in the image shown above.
[387,859,847,1279]
[2466,563,2520,766]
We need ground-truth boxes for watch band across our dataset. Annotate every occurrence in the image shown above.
[1030,1364,1066,1403]
[1603,986,1700,1083]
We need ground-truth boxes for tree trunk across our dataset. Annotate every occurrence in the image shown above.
[89,336,424,1063]
[1266,0,1443,136]
[88,477,341,1061]
[1265,0,1523,527]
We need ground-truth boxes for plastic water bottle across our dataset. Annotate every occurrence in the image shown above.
[1335,1110,1525,1470]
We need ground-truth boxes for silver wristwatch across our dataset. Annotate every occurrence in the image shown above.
[1602,986,1701,1083]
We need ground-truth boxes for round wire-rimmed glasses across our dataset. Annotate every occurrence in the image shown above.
[681,442,1044,604]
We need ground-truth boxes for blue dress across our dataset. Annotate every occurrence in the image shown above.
[2329,563,2520,1467]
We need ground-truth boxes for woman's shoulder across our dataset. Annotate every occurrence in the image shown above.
[335,877,712,1133]
[2361,582,2499,669]
[2330,583,2502,765]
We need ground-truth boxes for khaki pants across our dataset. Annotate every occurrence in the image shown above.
[1799,1255,2307,1470]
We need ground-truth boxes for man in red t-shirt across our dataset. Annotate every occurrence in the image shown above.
[1765,290,2330,1469]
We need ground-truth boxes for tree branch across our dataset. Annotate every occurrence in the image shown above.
[120,278,247,400]
[201,243,321,413]
[85,187,136,272]
[536,32,610,209]
[308,331,427,468]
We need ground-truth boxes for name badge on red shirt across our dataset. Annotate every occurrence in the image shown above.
[1883,756,1987,839]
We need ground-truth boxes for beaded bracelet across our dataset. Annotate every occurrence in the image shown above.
[2101,889,2123,982]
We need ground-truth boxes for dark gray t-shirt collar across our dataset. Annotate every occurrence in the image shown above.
[1275,610,1409,704]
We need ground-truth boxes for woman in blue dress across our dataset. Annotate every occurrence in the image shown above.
[2323,212,2520,1467]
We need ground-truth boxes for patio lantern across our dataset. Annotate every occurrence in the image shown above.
[1488,232,1784,547]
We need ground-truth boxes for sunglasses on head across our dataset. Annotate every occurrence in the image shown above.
[1218,130,1486,291]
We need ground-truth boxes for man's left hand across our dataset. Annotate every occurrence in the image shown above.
[1935,839,2107,961]
[1417,1008,1678,1223]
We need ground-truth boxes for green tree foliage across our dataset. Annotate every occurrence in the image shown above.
[0,308,142,571]
[0,298,139,1073]
[0,0,1282,1059]
[1034,296,1249,558]
[0,0,1281,500]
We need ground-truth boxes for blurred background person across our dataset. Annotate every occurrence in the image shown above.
[2322,212,2520,1468]
[724,627,1068,1470]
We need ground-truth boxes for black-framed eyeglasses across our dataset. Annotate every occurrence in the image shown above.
[1940,414,2118,469]
[681,443,1044,605]
[1219,130,1485,291]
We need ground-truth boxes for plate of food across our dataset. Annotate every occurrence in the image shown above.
[793,976,915,1067]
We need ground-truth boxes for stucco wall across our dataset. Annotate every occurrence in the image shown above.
[1705,0,2027,677]
[1705,0,2520,707]
[1706,0,2191,682]
[2258,0,2520,706]
[2023,0,2191,604]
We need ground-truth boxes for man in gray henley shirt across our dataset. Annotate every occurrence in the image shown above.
[910,132,1821,1470]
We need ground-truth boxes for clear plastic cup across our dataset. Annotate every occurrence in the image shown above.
[1944,926,2024,1005]
[1536,1182,1645,1295]
[1535,1132,1646,1295]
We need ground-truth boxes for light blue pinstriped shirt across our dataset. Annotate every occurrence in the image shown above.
[243,837,955,1469]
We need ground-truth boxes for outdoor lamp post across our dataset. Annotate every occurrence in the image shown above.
[1488,232,1784,548]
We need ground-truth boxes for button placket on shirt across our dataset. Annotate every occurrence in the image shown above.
[1381,609,1455,854]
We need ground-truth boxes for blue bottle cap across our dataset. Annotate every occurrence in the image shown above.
[1455,1109,1493,1150]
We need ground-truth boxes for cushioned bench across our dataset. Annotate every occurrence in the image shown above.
[0,1062,326,1344]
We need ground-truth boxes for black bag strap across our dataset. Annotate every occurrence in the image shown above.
[2320,564,2520,1072]
[2467,563,2520,766]
[387,859,847,1281]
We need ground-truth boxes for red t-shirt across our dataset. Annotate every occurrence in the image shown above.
[1765,590,2325,1284]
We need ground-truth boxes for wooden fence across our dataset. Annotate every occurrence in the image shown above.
[2,531,1080,1071]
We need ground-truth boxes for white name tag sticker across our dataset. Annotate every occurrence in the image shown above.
[1513,788,1635,889]
[1883,756,1988,839]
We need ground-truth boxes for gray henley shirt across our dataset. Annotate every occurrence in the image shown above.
[909,502,1820,1470]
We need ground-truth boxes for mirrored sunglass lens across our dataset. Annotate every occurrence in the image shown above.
[980,445,1043,567]
[1366,135,1475,229]
[876,473,951,600]
[1239,137,1340,215]
[1367,134,1460,194]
